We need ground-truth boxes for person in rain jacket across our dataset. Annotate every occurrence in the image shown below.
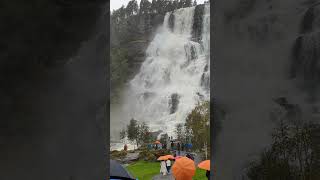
[160,160,168,175]
[206,170,210,179]
[166,159,171,173]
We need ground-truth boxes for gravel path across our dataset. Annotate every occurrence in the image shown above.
[152,174,175,180]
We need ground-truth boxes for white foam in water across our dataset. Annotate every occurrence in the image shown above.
[112,4,210,146]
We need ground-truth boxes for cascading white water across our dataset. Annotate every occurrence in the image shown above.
[111,4,210,148]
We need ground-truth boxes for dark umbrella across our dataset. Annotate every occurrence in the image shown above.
[110,160,135,180]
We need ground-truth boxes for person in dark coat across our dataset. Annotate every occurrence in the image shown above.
[206,170,210,179]
[186,153,194,160]
[177,142,181,155]
[163,143,167,149]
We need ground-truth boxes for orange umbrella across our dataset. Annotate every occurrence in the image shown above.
[154,140,161,144]
[157,156,168,161]
[174,156,182,160]
[172,157,196,180]
[165,155,175,160]
[198,160,210,171]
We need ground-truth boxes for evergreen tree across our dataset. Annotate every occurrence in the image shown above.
[119,5,126,19]
[137,122,152,145]
[173,0,179,9]
[166,0,175,12]
[139,0,151,14]
[185,0,192,7]
[151,0,157,13]
[126,0,139,16]
[193,0,197,6]
[156,0,165,14]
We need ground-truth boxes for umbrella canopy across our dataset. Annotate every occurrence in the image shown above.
[172,157,196,180]
[154,140,161,144]
[165,155,175,160]
[174,156,183,160]
[157,155,168,161]
[198,160,210,171]
[110,160,135,180]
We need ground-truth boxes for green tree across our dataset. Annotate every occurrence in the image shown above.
[151,0,157,13]
[138,121,152,145]
[185,0,192,7]
[126,0,139,16]
[173,0,179,9]
[127,118,139,148]
[140,0,152,14]
[185,101,210,155]
[179,0,185,8]
[246,121,320,179]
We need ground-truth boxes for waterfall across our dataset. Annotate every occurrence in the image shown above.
[113,4,210,141]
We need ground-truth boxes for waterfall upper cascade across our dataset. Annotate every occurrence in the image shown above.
[112,4,210,143]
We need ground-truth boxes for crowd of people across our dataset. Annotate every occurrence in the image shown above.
[122,137,209,179]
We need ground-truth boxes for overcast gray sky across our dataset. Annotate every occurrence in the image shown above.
[110,0,206,11]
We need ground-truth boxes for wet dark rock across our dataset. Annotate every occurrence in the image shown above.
[291,32,320,88]
[125,41,149,80]
[301,7,315,34]
[192,4,205,42]
[169,93,180,114]
[184,43,198,63]
[168,12,175,32]
[200,72,210,91]
[196,92,205,101]
[204,64,209,71]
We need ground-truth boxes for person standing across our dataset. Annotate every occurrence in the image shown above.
[166,159,171,173]
[206,170,210,179]
[177,142,181,155]
[160,160,168,175]
[124,144,127,151]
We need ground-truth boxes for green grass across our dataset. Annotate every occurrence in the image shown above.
[126,160,208,180]
[193,168,208,180]
[126,161,160,180]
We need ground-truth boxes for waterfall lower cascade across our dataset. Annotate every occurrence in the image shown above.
[119,4,210,144]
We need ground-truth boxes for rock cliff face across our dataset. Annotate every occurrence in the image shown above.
[122,4,207,81]
[213,0,320,178]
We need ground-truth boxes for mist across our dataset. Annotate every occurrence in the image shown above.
[0,1,108,179]
[212,0,316,178]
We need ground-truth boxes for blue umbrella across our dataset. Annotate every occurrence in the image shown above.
[110,160,136,180]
